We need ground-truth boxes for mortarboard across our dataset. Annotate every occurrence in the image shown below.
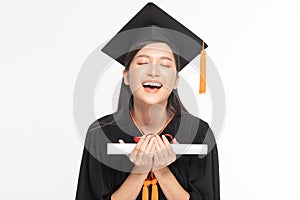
[102,2,208,94]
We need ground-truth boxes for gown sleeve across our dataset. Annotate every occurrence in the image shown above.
[76,146,126,200]
[170,121,220,200]
[75,120,124,200]
[186,144,220,200]
[189,123,220,200]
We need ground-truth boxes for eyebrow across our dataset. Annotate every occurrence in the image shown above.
[135,55,173,61]
[135,55,151,59]
[159,56,173,61]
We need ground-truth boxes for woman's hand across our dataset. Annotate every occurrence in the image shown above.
[170,137,179,144]
[152,135,176,172]
[119,135,156,174]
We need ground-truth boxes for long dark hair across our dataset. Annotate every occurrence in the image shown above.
[117,41,189,116]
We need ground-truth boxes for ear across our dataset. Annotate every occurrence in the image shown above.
[123,69,129,85]
[173,74,180,89]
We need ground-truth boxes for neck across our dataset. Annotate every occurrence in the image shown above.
[132,100,169,135]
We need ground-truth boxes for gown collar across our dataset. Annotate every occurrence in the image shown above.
[112,106,181,140]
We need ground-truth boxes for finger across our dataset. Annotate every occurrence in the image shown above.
[135,136,151,162]
[132,135,146,155]
[150,139,156,154]
[138,136,151,154]
[161,144,170,159]
[153,149,160,162]
[154,137,162,152]
[161,135,170,145]
[155,135,166,150]
[147,143,156,162]
[161,135,173,157]
[155,142,164,161]
[145,139,155,162]
[140,137,156,162]
[171,138,179,144]
[119,139,125,144]
[144,137,155,154]
[129,152,137,162]
[166,143,175,157]
[119,139,130,157]
[139,137,154,164]
[145,133,154,138]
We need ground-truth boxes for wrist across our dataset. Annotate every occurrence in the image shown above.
[152,167,168,177]
[131,166,151,175]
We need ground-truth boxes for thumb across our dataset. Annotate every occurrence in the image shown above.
[118,139,129,157]
[119,139,125,144]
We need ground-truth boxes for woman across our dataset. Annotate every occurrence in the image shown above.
[76,2,220,200]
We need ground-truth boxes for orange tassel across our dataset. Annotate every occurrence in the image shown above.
[151,178,158,200]
[142,177,158,200]
[142,180,151,200]
[199,40,206,94]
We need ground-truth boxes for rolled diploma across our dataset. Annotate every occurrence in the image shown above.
[107,143,207,155]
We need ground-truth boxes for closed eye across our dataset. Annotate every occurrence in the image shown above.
[159,64,171,68]
[137,63,149,65]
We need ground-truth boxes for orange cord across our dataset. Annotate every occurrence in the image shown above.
[199,40,206,94]
[142,177,158,200]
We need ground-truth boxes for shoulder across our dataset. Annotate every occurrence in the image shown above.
[82,114,118,165]
[84,113,117,145]
[173,113,209,144]
[177,112,213,143]
[87,113,116,132]
[180,112,209,131]
[181,113,217,151]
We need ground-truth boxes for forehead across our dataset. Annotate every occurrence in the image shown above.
[136,42,174,56]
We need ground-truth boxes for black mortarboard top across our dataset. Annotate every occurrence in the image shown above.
[102,2,208,94]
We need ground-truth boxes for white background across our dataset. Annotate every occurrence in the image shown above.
[1,0,300,199]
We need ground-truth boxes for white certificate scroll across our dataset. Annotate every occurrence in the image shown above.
[107,143,208,155]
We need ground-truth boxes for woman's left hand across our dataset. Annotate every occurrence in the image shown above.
[152,135,176,171]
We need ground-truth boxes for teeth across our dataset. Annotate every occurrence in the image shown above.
[142,82,162,87]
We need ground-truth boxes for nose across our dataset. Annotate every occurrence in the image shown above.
[147,63,160,77]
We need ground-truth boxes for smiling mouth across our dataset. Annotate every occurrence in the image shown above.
[142,82,163,93]
[142,81,163,89]
[142,85,163,89]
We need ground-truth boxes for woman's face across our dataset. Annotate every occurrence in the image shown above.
[123,42,179,107]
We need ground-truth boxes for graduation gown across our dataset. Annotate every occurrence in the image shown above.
[75,107,220,200]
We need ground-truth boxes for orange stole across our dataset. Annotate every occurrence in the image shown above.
[142,177,158,200]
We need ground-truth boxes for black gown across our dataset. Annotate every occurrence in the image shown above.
[75,107,220,200]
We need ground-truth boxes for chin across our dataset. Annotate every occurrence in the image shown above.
[132,88,171,106]
[135,94,168,106]
[143,98,166,106]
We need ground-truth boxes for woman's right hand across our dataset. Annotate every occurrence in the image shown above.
[119,135,156,174]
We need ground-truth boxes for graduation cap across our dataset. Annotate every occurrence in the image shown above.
[102,2,208,94]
